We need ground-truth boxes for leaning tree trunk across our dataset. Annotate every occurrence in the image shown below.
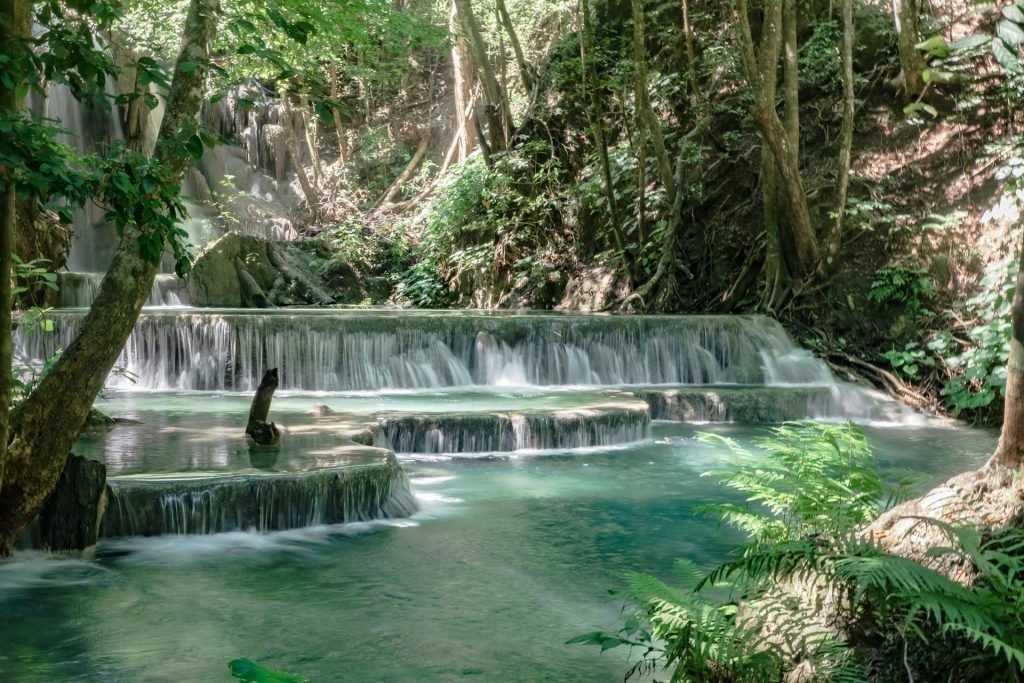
[0,0,31,498]
[0,0,221,554]
[496,0,534,93]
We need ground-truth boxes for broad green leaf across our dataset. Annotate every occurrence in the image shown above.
[1004,4,1024,23]
[915,35,951,58]
[993,37,1022,72]
[998,19,1024,46]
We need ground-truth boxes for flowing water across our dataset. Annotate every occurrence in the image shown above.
[1,311,998,681]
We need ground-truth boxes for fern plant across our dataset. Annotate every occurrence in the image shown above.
[571,422,1024,682]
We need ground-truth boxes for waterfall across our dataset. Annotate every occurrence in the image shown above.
[57,272,190,308]
[46,75,304,287]
[15,312,839,392]
[375,403,650,454]
[102,461,417,537]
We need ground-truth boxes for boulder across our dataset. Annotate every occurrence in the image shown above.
[187,232,334,308]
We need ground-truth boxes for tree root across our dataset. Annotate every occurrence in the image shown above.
[827,352,935,413]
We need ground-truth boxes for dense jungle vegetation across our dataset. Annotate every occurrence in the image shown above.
[2,0,1024,680]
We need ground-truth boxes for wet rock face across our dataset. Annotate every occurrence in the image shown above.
[186,232,335,307]
[556,266,629,311]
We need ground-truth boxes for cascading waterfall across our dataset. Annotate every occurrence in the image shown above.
[15,312,835,392]
[44,76,306,307]
[57,272,190,307]
[102,461,418,537]
[375,404,650,454]
[19,309,922,543]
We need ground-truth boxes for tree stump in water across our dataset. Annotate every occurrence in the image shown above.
[39,454,107,551]
[246,368,281,446]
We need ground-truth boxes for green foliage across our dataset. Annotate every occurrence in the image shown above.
[799,20,842,95]
[993,0,1024,73]
[938,256,1015,413]
[699,423,889,543]
[868,264,935,317]
[880,342,936,380]
[228,658,308,683]
[933,154,1024,416]
[574,423,1024,681]
[400,145,567,306]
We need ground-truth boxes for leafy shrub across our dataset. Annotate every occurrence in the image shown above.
[868,264,935,317]
[937,256,1015,414]
[799,20,843,95]
[400,145,568,306]
[572,422,1024,682]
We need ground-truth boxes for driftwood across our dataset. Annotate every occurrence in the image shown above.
[246,368,281,446]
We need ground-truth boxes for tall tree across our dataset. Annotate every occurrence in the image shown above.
[453,0,512,151]
[893,0,927,96]
[0,0,221,553]
[822,0,855,274]
[0,0,31,494]
[450,0,477,162]
[578,0,626,264]
[630,0,675,205]
[495,0,534,93]
[736,0,820,292]
[991,232,1024,469]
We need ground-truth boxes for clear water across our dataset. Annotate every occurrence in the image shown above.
[0,407,997,681]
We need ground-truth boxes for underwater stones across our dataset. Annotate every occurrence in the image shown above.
[638,386,838,423]
[374,401,651,454]
[101,446,416,536]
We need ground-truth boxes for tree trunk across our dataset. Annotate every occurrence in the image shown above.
[822,0,855,275]
[377,133,430,207]
[579,0,627,264]
[894,0,926,96]
[450,0,477,163]
[281,95,319,212]
[782,0,798,157]
[453,0,512,151]
[328,63,349,166]
[736,0,819,281]
[991,234,1024,469]
[496,0,534,93]
[0,0,31,499]
[680,0,702,103]
[0,0,221,554]
[631,0,676,205]
[298,94,322,185]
